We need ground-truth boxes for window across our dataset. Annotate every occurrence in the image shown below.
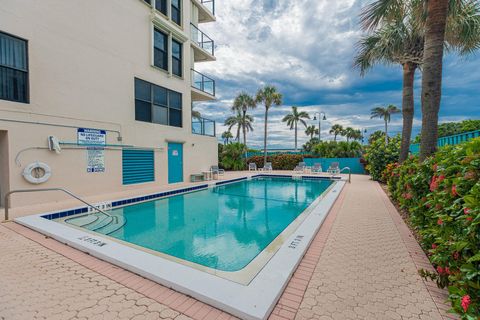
[153,28,168,71]
[172,39,182,77]
[134,78,182,128]
[171,0,181,26]
[155,0,167,16]
[0,31,28,103]
[143,0,151,5]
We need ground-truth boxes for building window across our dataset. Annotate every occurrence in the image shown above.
[153,28,168,71]
[135,78,182,128]
[0,31,28,103]
[155,0,167,16]
[171,0,181,26]
[172,39,182,77]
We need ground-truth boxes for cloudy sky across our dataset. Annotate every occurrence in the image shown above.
[194,0,480,149]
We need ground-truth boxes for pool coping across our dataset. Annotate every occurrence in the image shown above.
[15,175,346,320]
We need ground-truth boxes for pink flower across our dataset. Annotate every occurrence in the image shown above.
[464,208,470,215]
[453,252,460,260]
[466,216,473,222]
[438,175,445,183]
[435,204,443,210]
[461,295,471,312]
[437,218,443,225]
[405,193,413,200]
[432,163,438,171]
[451,185,458,197]
[430,176,438,192]
[445,267,451,275]
[436,266,444,274]
[431,244,437,249]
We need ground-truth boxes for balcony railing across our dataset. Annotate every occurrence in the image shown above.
[191,69,215,96]
[201,0,215,15]
[190,23,214,56]
[192,117,216,137]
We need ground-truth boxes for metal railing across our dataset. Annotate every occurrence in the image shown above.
[330,167,351,183]
[201,0,215,15]
[190,23,214,56]
[192,117,216,137]
[3,188,116,223]
[191,69,215,96]
[410,129,480,154]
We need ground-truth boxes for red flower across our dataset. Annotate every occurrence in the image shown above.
[436,266,444,274]
[435,204,443,210]
[437,218,443,225]
[430,176,438,192]
[405,193,413,200]
[464,208,470,215]
[451,185,458,197]
[466,216,473,222]
[453,252,460,260]
[426,203,431,209]
[461,295,471,312]
[445,267,451,275]
[432,163,438,171]
[432,244,437,249]
[438,175,445,183]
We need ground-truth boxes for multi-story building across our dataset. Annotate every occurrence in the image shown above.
[0,0,218,213]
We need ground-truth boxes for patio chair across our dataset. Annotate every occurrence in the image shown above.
[327,162,340,174]
[248,163,257,171]
[260,162,273,171]
[211,165,225,177]
[312,163,322,174]
[293,162,306,173]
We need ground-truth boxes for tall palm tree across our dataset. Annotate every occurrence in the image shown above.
[255,85,283,165]
[282,106,310,151]
[305,125,319,139]
[224,113,242,142]
[231,92,256,147]
[357,0,480,161]
[221,131,233,145]
[192,109,202,120]
[344,127,356,142]
[370,105,401,144]
[329,124,344,142]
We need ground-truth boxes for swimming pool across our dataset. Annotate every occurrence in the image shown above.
[16,174,345,320]
[64,176,333,272]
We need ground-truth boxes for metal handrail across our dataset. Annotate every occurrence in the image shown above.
[336,167,351,183]
[190,23,214,56]
[191,68,215,96]
[3,188,117,222]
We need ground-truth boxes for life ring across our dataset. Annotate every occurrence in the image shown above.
[23,161,52,184]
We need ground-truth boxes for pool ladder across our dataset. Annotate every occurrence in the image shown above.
[3,187,117,223]
[331,167,351,183]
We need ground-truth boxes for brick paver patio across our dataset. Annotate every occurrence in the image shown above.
[0,175,452,320]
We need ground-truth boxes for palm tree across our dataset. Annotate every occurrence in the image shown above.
[192,109,201,120]
[221,131,233,145]
[357,0,480,161]
[231,92,256,147]
[329,124,344,142]
[370,105,400,144]
[224,113,242,142]
[305,125,319,139]
[282,106,310,151]
[255,85,283,165]
[344,127,356,142]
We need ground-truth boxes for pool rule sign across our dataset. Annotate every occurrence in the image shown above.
[77,128,106,173]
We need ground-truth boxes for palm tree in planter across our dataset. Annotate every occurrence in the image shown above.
[282,106,310,151]
[255,85,283,166]
[232,92,256,147]
[221,131,233,145]
[370,105,400,144]
[305,125,319,139]
[356,0,480,161]
[329,124,344,142]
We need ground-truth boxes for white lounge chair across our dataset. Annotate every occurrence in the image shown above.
[312,163,322,174]
[293,162,306,173]
[327,162,340,174]
[260,162,273,172]
[211,165,225,177]
[248,163,257,171]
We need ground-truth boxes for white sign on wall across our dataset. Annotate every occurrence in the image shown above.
[78,128,106,173]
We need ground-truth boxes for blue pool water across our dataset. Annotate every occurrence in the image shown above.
[79,177,332,271]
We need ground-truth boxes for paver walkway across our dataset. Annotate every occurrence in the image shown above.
[0,175,450,320]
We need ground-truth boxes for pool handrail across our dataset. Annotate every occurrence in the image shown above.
[332,167,351,183]
[3,188,116,223]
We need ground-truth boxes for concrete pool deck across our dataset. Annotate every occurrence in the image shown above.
[0,174,454,320]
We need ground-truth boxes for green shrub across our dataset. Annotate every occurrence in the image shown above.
[247,154,310,170]
[364,134,401,181]
[384,138,480,319]
[311,141,363,158]
[219,143,246,171]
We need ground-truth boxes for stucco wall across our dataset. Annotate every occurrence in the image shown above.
[0,0,218,212]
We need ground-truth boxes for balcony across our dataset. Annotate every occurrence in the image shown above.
[192,117,216,137]
[194,0,215,23]
[191,69,215,101]
[190,23,215,62]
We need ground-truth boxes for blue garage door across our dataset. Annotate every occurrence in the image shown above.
[122,149,155,185]
[168,143,183,183]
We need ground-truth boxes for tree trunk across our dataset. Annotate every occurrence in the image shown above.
[263,107,269,166]
[399,63,416,162]
[242,111,247,161]
[294,122,298,151]
[385,120,388,144]
[420,0,449,161]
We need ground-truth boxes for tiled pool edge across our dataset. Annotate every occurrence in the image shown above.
[13,177,346,320]
[375,183,457,320]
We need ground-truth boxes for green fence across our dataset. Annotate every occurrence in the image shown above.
[410,130,480,154]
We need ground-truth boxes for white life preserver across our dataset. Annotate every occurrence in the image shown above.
[23,161,52,184]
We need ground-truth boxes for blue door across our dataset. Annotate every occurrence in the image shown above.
[168,143,183,183]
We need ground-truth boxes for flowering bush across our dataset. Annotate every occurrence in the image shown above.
[247,154,314,170]
[384,138,480,319]
[364,134,401,181]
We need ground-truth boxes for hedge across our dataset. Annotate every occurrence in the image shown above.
[383,138,480,318]
[247,154,314,170]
